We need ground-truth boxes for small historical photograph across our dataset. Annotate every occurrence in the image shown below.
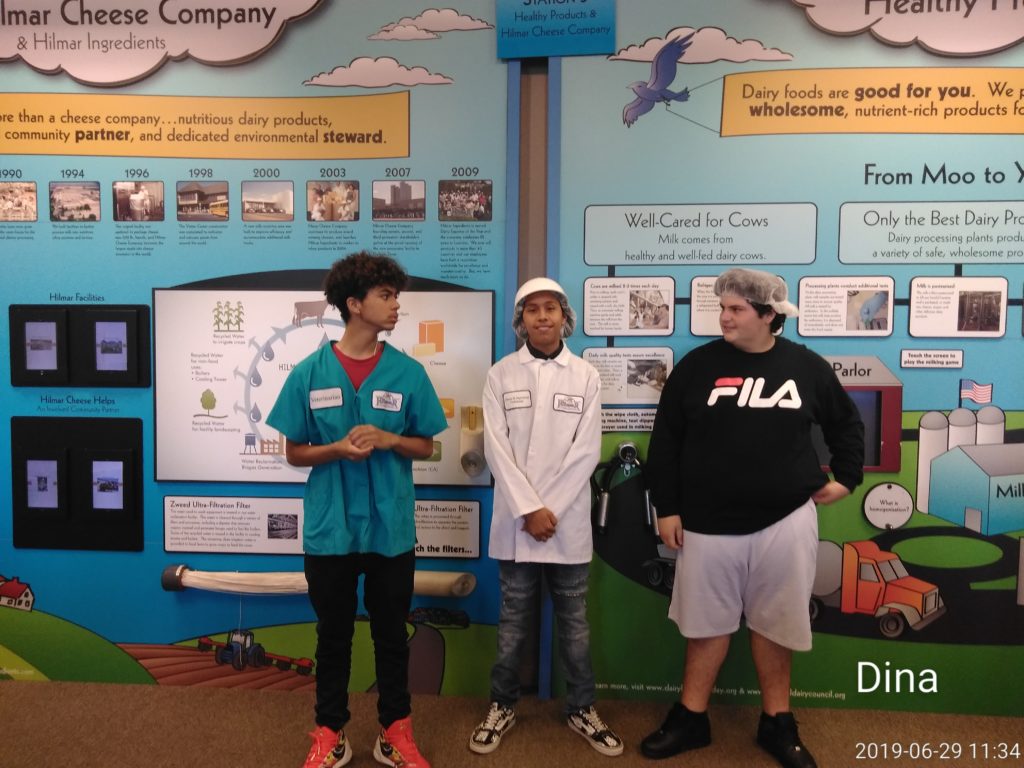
[92,460,125,510]
[49,181,101,221]
[0,181,38,221]
[372,179,426,221]
[629,289,672,330]
[957,291,1002,332]
[626,358,669,399]
[241,181,294,222]
[112,181,165,222]
[268,513,299,540]
[846,290,889,331]
[26,459,59,509]
[24,321,59,371]
[176,181,229,221]
[307,180,359,221]
[95,321,129,372]
[438,179,492,221]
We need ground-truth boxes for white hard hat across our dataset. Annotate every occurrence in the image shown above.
[514,277,568,306]
[511,277,576,340]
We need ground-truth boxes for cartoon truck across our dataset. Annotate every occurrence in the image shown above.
[811,540,945,639]
[197,630,313,674]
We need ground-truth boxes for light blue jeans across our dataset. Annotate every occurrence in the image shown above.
[490,560,595,714]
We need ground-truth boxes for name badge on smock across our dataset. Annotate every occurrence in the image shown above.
[372,390,404,412]
[503,390,532,410]
[310,387,343,410]
[553,393,584,413]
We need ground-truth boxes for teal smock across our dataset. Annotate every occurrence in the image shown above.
[267,341,448,556]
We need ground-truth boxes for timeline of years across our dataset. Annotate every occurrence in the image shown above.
[1,165,494,180]
[0,166,491,185]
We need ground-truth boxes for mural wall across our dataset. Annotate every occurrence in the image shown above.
[3,0,1023,719]
[556,0,1024,716]
[0,0,509,697]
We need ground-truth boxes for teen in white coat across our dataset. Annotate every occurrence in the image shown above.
[469,277,622,758]
[483,338,601,563]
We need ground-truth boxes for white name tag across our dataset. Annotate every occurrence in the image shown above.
[372,390,404,412]
[553,393,584,414]
[310,387,343,410]
[503,390,532,410]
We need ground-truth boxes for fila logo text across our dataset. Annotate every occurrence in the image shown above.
[707,377,802,409]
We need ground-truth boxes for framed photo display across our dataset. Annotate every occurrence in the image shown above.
[9,304,150,387]
[9,306,70,386]
[70,308,142,386]
[11,417,143,551]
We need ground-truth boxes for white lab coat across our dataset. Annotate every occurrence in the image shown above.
[482,344,602,563]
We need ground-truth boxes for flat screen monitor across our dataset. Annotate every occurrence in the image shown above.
[811,387,900,473]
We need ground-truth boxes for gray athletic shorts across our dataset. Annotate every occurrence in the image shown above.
[667,499,818,651]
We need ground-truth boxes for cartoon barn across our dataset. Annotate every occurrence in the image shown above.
[0,575,35,611]
[929,443,1024,535]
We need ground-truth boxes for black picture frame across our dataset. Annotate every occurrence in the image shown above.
[9,306,70,386]
[10,304,151,388]
[71,307,141,386]
[11,449,68,515]
[12,417,143,551]
[89,454,129,512]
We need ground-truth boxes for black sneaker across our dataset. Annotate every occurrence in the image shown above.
[756,712,817,768]
[640,702,711,759]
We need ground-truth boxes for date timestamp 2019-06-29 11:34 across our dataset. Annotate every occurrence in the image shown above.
[855,741,1021,762]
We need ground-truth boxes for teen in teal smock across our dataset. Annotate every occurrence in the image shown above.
[282,253,443,768]
[269,337,447,762]
[267,341,448,557]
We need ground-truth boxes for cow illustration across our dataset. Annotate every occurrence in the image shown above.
[293,299,329,327]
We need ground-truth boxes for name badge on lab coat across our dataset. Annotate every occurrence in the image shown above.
[552,393,584,414]
[503,390,532,410]
[310,387,343,410]
[372,390,404,412]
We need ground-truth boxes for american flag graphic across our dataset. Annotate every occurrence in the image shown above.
[959,378,993,405]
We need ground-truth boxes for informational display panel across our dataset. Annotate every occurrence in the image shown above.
[154,288,493,486]
[0,0,510,697]
[557,0,1024,718]
[164,496,305,555]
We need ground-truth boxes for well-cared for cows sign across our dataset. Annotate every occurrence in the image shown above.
[153,287,493,486]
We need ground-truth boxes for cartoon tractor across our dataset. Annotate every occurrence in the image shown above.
[197,629,313,674]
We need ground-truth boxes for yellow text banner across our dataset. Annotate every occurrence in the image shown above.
[722,68,1024,136]
[0,92,410,159]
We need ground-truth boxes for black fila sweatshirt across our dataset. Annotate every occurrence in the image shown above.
[647,337,865,535]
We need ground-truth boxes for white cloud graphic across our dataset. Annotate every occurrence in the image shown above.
[304,57,453,87]
[369,7,492,40]
[371,25,441,41]
[612,27,792,64]
[792,0,1024,56]
[393,8,493,32]
[0,0,323,86]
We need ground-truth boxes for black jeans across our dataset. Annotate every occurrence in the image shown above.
[305,549,416,730]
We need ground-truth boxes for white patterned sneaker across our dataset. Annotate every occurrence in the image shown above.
[469,702,517,754]
[567,706,624,757]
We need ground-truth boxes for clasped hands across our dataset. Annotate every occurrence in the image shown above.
[522,507,558,542]
[336,425,397,460]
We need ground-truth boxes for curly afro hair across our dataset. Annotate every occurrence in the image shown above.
[323,251,408,322]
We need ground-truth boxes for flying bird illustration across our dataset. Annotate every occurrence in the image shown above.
[622,32,694,127]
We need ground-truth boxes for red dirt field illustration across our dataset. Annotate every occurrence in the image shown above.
[119,643,316,691]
